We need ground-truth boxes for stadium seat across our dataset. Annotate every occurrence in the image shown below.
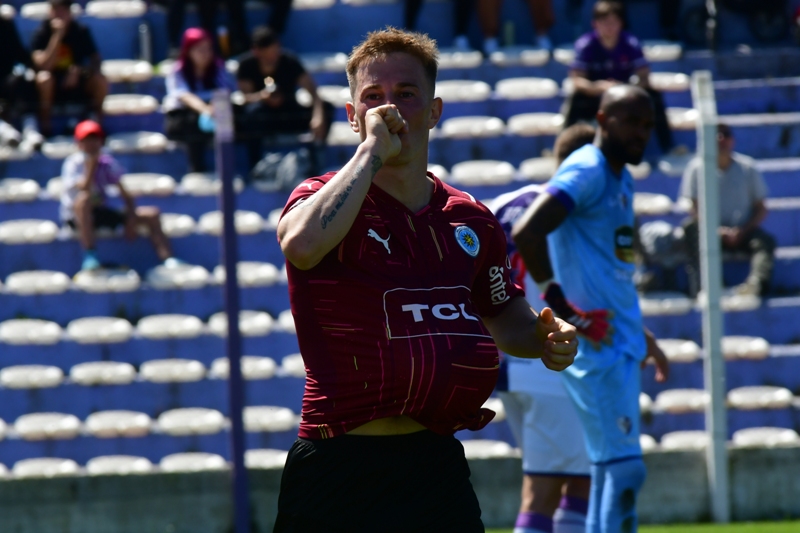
[0,5,16,19]
[198,210,265,236]
[316,85,350,109]
[428,164,449,181]
[70,361,137,386]
[642,41,683,63]
[0,463,7,478]
[495,78,560,100]
[507,113,564,136]
[0,219,59,244]
[209,356,277,380]
[450,160,515,186]
[103,95,159,116]
[0,418,7,440]
[722,336,770,360]
[42,136,78,160]
[21,2,82,19]
[298,52,348,74]
[638,292,695,316]
[106,132,168,155]
[633,193,673,216]
[15,413,82,440]
[157,408,225,436]
[0,319,63,345]
[440,116,505,138]
[731,427,800,448]
[85,455,154,475]
[85,0,147,18]
[281,353,306,377]
[438,50,483,70]
[518,157,557,182]
[657,151,695,177]
[101,60,154,84]
[656,339,702,363]
[139,359,206,383]
[627,161,652,180]
[462,440,517,459]
[5,271,71,295]
[158,213,196,238]
[179,173,244,196]
[553,46,575,66]
[640,392,653,414]
[0,178,41,203]
[120,173,176,197]
[146,264,211,290]
[137,315,205,340]
[66,317,134,344]
[45,177,64,199]
[73,268,141,293]
[727,386,794,410]
[649,72,690,93]
[666,108,699,131]
[208,310,274,337]
[245,449,288,469]
[276,310,296,334]
[640,434,658,452]
[12,458,81,479]
[212,262,280,287]
[489,47,550,68]
[265,208,284,230]
[482,397,506,422]
[0,365,64,389]
[243,406,297,433]
[85,410,152,438]
[655,389,709,414]
[159,452,227,472]
[660,430,709,451]
[435,80,492,102]
[328,122,361,146]
[292,0,336,8]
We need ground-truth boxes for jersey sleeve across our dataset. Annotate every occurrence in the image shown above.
[279,176,329,219]
[545,164,605,213]
[471,216,524,319]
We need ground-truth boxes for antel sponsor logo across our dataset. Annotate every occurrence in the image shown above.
[383,286,491,340]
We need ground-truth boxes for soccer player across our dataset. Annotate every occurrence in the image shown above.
[491,123,596,533]
[511,85,670,533]
[275,27,579,533]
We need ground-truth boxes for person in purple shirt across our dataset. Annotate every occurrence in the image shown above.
[563,1,673,153]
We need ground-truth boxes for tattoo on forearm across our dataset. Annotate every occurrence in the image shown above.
[370,155,382,179]
[319,156,382,229]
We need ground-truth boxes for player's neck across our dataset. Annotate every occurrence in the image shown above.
[373,160,435,213]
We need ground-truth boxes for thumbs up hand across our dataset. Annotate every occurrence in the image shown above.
[535,307,578,372]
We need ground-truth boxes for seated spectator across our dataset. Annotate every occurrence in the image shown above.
[235,26,333,162]
[0,15,42,149]
[404,0,476,50]
[31,0,108,138]
[163,28,236,173]
[563,0,673,153]
[680,124,775,297]
[477,0,555,54]
[61,121,180,271]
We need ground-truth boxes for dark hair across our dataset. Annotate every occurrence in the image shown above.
[252,26,279,49]
[554,124,596,164]
[717,123,733,138]
[49,0,73,8]
[592,1,624,21]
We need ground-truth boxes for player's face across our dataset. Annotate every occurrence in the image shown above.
[603,98,654,165]
[347,52,442,166]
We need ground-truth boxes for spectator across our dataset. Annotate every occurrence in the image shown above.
[404,0,476,50]
[680,124,775,297]
[562,0,673,153]
[31,0,108,138]
[166,0,249,58]
[163,28,236,173]
[61,121,180,272]
[235,26,334,162]
[477,0,555,54]
[0,15,42,149]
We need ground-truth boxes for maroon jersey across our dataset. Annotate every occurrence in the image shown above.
[280,172,523,439]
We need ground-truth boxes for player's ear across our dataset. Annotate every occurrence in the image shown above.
[428,97,443,129]
[346,102,359,133]
[595,109,607,128]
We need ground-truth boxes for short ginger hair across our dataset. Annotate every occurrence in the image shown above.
[346,27,439,97]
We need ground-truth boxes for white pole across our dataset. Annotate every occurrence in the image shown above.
[691,70,730,523]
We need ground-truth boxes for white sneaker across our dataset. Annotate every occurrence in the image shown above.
[21,117,44,151]
[0,119,21,148]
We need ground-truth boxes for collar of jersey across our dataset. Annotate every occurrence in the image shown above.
[368,172,442,217]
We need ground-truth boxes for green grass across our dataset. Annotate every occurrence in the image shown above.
[488,522,800,533]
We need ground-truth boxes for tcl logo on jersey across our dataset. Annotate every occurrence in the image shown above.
[614,226,635,264]
[383,286,491,340]
[489,266,510,305]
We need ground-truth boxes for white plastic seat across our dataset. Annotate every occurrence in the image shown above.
[245,449,288,469]
[481,397,506,423]
[21,2,82,19]
[655,389,709,414]
[639,292,694,316]
[159,213,196,238]
[0,178,41,203]
[5,270,70,295]
[46,177,64,198]
[0,419,7,440]
[0,319,63,345]
[157,408,225,436]
[146,264,210,290]
[428,164,449,181]
[660,430,709,451]
[103,94,159,116]
[243,406,297,433]
[15,413,81,440]
[649,72,690,92]
[519,157,557,182]
[213,262,280,287]
[277,309,296,334]
[435,80,492,102]
[722,336,770,360]
[450,160,515,186]
[0,219,58,244]
[316,85,350,108]
[13,458,80,478]
[86,410,152,438]
[101,60,154,83]
[159,452,227,472]
[666,108,699,130]
[137,315,204,340]
[297,52,348,73]
[180,172,244,196]
[198,210,264,236]
[438,50,483,70]
[643,41,683,62]
[640,434,658,453]
[70,361,136,386]
[627,162,652,180]
[0,463,7,478]
[507,113,564,136]
[489,47,550,67]
[727,386,793,410]
[658,152,695,177]
[281,353,306,378]
[0,4,16,19]
[656,339,701,363]
[209,356,277,380]
[0,365,64,389]
[120,173,176,197]
[462,439,517,459]
[633,193,673,215]
[209,310,274,337]
[86,455,154,475]
[553,46,576,66]
[495,77,559,100]
[639,392,653,414]
[732,427,800,448]
[85,0,147,18]
[140,359,205,383]
[293,0,335,8]
[440,116,505,139]
[106,132,168,154]
[73,268,141,293]
[328,122,361,146]
[42,136,78,159]
[66,317,133,344]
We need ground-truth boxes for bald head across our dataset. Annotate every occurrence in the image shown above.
[596,84,655,168]
[599,85,652,117]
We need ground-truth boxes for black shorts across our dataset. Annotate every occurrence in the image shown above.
[274,431,485,533]
[67,205,127,230]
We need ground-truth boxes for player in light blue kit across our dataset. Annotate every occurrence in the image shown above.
[512,85,669,533]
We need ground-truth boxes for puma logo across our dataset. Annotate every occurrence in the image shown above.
[367,229,391,254]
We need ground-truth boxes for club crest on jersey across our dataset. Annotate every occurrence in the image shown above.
[455,226,480,257]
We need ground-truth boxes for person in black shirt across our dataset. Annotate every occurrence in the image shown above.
[0,16,39,148]
[31,0,108,137]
